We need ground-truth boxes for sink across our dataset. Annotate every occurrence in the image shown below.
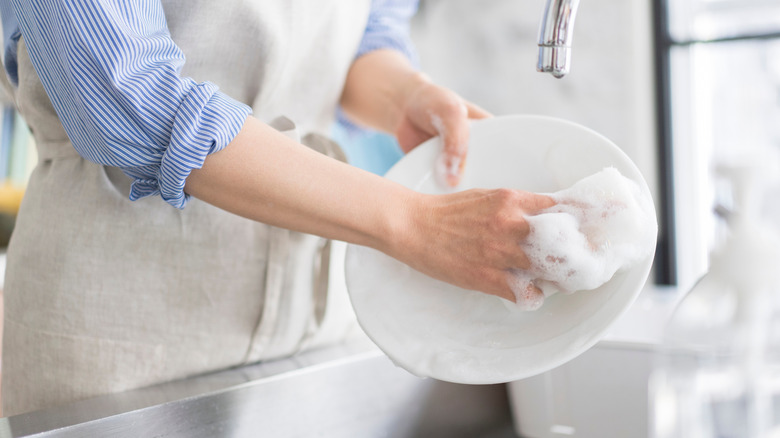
[0,340,515,437]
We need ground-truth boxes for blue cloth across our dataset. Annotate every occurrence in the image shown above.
[331,123,403,176]
[0,0,418,208]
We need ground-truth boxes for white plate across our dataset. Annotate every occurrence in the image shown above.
[345,115,657,384]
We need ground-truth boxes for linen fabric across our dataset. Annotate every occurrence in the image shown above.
[0,0,418,208]
[0,0,416,416]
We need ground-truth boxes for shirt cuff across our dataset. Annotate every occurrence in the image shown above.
[356,32,418,66]
[356,1,420,66]
[126,85,251,209]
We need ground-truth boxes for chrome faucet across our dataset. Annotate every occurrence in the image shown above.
[537,0,580,78]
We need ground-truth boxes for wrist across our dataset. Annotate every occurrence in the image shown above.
[374,187,427,260]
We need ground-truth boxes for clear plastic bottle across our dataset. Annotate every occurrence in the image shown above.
[650,164,780,438]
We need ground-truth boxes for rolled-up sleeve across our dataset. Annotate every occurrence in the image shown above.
[357,0,419,63]
[9,0,251,209]
[339,0,419,132]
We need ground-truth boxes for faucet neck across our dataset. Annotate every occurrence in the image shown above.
[537,0,581,78]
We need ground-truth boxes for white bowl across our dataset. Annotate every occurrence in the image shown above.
[345,115,657,384]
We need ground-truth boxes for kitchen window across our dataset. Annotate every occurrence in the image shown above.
[654,0,780,290]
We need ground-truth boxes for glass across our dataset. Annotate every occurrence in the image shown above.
[650,159,780,438]
[667,0,780,42]
[669,37,780,285]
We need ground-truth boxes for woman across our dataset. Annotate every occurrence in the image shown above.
[0,0,551,416]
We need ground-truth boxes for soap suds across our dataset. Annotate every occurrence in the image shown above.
[506,273,546,311]
[430,110,468,187]
[508,167,657,310]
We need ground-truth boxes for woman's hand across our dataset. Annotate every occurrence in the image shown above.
[387,188,555,302]
[189,117,555,304]
[339,50,557,302]
[340,50,490,186]
[395,78,491,187]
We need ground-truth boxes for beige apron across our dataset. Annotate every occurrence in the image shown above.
[2,0,370,416]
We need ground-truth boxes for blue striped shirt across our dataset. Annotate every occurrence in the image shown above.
[0,0,418,209]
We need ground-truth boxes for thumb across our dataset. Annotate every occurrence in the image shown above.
[519,192,557,214]
[433,101,470,188]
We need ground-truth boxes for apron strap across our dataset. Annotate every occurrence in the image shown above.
[292,132,349,353]
[243,116,298,363]
[242,117,349,362]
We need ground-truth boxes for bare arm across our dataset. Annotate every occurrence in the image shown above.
[186,49,469,250]
[185,52,551,302]
[185,116,415,253]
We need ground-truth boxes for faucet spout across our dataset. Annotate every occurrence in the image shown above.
[537,0,580,78]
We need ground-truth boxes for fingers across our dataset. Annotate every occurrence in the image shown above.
[517,192,556,214]
[433,99,470,188]
[519,283,546,311]
[465,101,492,119]
[479,262,545,310]
[494,188,555,215]
[395,118,432,154]
[505,271,545,310]
[434,99,494,188]
[405,186,553,311]
[397,80,490,187]
[509,250,532,271]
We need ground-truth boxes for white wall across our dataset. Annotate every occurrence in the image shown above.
[411,0,659,210]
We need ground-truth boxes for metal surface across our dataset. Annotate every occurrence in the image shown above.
[537,0,581,78]
[0,340,515,437]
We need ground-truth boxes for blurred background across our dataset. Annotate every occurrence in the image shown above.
[336,0,780,296]
[1,0,780,436]
[335,3,780,435]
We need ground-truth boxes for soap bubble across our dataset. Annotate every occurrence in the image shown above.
[509,167,657,310]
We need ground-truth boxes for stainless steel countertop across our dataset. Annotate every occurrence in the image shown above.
[0,339,516,437]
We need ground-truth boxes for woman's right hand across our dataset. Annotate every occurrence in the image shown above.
[188,117,553,305]
[385,189,556,302]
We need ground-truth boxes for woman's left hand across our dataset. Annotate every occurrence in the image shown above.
[395,78,491,187]
[340,49,491,186]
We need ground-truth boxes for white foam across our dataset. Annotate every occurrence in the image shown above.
[509,167,657,310]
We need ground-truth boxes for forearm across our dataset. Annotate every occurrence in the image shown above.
[339,49,428,134]
[185,116,416,252]
[185,117,555,303]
